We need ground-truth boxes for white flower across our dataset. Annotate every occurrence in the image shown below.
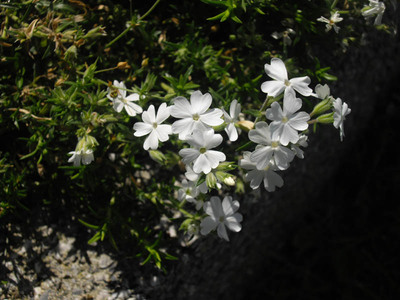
[261,58,313,98]
[317,11,343,33]
[170,90,223,140]
[108,80,143,117]
[179,129,226,174]
[68,149,94,166]
[133,103,172,150]
[291,134,308,159]
[333,98,351,141]
[177,179,204,209]
[248,121,295,171]
[223,99,241,142]
[239,151,284,192]
[200,196,243,241]
[312,84,331,99]
[362,0,385,25]
[184,165,209,194]
[266,93,310,146]
[271,28,296,46]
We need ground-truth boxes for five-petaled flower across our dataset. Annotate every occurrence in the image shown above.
[200,196,243,241]
[133,103,172,150]
[261,58,313,98]
[68,149,94,167]
[239,151,284,192]
[179,129,226,174]
[171,90,223,140]
[248,121,295,171]
[107,80,143,117]
[317,11,343,33]
[265,93,310,146]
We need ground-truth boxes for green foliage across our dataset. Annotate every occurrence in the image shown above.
[0,0,395,269]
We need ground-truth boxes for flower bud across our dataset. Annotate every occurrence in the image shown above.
[223,176,235,186]
[117,61,131,69]
[149,150,167,165]
[206,172,218,189]
[316,112,334,124]
[310,98,333,117]
[237,120,254,132]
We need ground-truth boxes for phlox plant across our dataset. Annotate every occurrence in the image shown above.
[0,0,394,269]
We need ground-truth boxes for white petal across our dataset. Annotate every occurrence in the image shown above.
[171,97,192,118]
[265,58,288,81]
[133,122,153,137]
[290,76,313,96]
[155,103,171,124]
[225,123,238,141]
[143,130,159,150]
[265,102,283,122]
[125,93,140,102]
[283,93,302,115]
[222,196,239,215]
[225,214,242,232]
[263,170,284,192]
[204,131,223,149]
[288,112,310,131]
[190,91,212,114]
[200,216,218,235]
[125,102,143,116]
[279,124,299,146]
[193,154,212,174]
[172,118,195,139]
[230,99,241,119]
[179,148,200,164]
[248,121,271,145]
[155,124,172,142]
[142,105,156,124]
[217,223,229,241]
[261,80,286,97]
[246,169,264,189]
[204,150,226,169]
[251,146,274,170]
[113,100,124,113]
[200,109,224,126]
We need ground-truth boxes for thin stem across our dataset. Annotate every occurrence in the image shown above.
[104,0,161,49]
[331,0,339,10]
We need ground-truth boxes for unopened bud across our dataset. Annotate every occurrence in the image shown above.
[223,176,235,186]
[237,120,254,132]
[149,150,166,165]
[316,112,334,124]
[117,61,131,69]
[206,172,218,189]
[310,98,333,117]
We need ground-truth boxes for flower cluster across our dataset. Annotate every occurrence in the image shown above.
[67,58,351,243]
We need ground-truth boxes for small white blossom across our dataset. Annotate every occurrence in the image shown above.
[68,149,94,167]
[171,91,223,140]
[177,179,204,210]
[223,99,241,142]
[312,84,331,100]
[239,151,284,192]
[261,58,313,98]
[317,11,343,33]
[291,134,308,159]
[271,28,296,46]
[266,93,310,146]
[333,98,351,141]
[179,129,226,174]
[133,103,172,150]
[248,121,295,170]
[200,196,243,241]
[107,80,143,117]
[362,0,386,25]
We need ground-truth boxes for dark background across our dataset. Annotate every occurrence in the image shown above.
[152,7,400,300]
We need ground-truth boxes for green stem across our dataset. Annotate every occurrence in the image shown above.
[104,0,161,49]
[254,97,269,124]
[331,0,339,10]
